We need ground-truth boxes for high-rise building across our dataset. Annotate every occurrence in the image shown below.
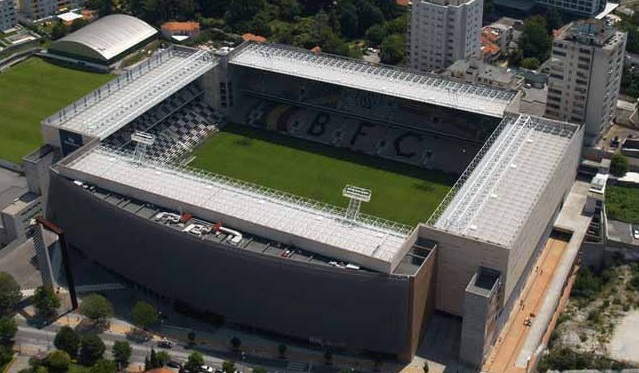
[0,0,17,31]
[407,0,483,72]
[19,0,80,20]
[545,19,626,146]
[535,0,606,17]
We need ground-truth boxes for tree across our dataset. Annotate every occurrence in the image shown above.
[187,331,196,346]
[45,350,71,373]
[355,0,384,35]
[80,334,106,366]
[0,272,21,314]
[184,352,204,373]
[150,348,159,369]
[253,368,267,373]
[338,3,358,38]
[226,0,266,25]
[323,348,332,365]
[54,326,81,357]
[278,344,287,359]
[519,16,551,62]
[51,22,68,40]
[611,153,630,177]
[221,361,235,373]
[32,286,60,318]
[44,350,71,373]
[79,294,113,324]
[90,359,117,373]
[365,24,387,46]
[380,34,405,65]
[519,57,540,70]
[0,316,16,344]
[70,18,89,32]
[423,361,429,373]
[546,8,563,32]
[131,301,159,330]
[111,341,132,368]
[230,336,241,351]
[156,351,170,367]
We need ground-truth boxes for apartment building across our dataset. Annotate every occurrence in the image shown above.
[0,0,17,31]
[545,19,626,146]
[407,0,483,72]
[19,0,81,20]
[535,0,606,17]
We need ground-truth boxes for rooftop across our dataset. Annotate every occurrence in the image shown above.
[51,14,157,61]
[57,146,412,273]
[428,115,580,247]
[229,42,518,118]
[42,46,217,140]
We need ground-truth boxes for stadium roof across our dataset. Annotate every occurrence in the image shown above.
[43,46,217,140]
[58,146,412,273]
[51,15,157,62]
[229,42,517,118]
[428,115,580,247]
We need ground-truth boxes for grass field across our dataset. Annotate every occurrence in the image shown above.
[190,124,456,226]
[606,184,639,224]
[0,58,113,163]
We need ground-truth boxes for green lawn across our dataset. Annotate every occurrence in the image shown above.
[190,124,455,226]
[0,58,113,163]
[606,184,639,224]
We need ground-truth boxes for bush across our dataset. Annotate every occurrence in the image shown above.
[538,347,632,371]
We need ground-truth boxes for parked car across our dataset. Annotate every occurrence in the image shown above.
[633,228,639,239]
[201,365,214,373]
[167,361,181,369]
[158,339,173,349]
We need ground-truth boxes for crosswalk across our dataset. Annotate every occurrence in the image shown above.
[286,361,307,372]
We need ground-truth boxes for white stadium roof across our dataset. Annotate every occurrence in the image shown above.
[58,146,412,273]
[429,115,580,247]
[43,46,217,140]
[229,42,518,118]
[51,14,157,61]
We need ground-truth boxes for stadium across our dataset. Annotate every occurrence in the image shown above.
[35,40,584,367]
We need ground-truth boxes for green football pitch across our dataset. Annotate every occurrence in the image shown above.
[190,124,456,226]
[0,58,113,163]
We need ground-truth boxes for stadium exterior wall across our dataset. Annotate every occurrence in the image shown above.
[45,171,435,360]
[416,225,509,316]
[48,36,157,66]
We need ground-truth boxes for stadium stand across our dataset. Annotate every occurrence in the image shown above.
[105,83,222,162]
[238,97,479,173]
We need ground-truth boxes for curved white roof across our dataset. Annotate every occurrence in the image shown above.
[52,15,157,61]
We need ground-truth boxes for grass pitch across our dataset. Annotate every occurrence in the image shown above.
[606,184,639,224]
[190,124,456,226]
[0,58,113,163]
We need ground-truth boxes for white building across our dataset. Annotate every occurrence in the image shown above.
[0,0,17,31]
[535,0,605,17]
[19,0,81,20]
[545,19,626,146]
[407,0,483,72]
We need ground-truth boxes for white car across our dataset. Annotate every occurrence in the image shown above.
[633,228,639,239]
[201,366,214,373]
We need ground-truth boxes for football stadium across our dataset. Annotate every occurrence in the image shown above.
[34,40,584,367]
